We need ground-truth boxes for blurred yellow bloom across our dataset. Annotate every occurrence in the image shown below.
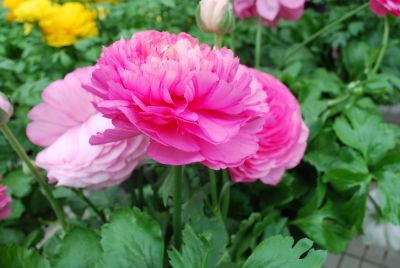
[39,2,99,47]
[14,0,52,22]
[3,0,25,21]
[23,23,33,35]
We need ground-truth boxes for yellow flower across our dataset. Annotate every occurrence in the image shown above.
[3,0,25,21]
[23,23,33,35]
[39,2,99,47]
[14,0,53,22]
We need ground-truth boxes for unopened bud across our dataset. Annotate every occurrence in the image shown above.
[0,92,13,124]
[196,0,234,35]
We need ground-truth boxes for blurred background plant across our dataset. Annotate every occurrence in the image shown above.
[0,0,400,266]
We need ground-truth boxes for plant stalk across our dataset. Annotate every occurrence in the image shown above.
[372,16,389,74]
[0,123,68,231]
[221,170,231,221]
[173,166,183,249]
[255,21,263,69]
[214,34,222,48]
[209,169,219,211]
[73,189,106,223]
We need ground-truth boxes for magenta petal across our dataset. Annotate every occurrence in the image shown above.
[370,0,389,16]
[279,4,304,21]
[279,0,305,9]
[147,141,204,165]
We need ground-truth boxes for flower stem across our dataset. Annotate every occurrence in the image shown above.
[0,123,68,231]
[372,16,389,74]
[221,170,231,221]
[230,28,236,53]
[255,21,263,69]
[214,34,222,48]
[282,2,370,67]
[368,193,384,218]
[73,189,106,223]
[173,166,183,249]
[208,169,219,211]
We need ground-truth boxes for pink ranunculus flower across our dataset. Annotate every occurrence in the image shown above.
[370,0,400,16]
[0,178,11,220]
[26,67,149,189]
[85,30,268,169]
[234,0,306,26]
[230,68,309,185]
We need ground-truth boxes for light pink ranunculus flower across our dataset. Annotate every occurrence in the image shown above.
[0,179,11,220]
[230,68,309,185]
[370,0,400,16]
[0,92,13,124]
[85,31,268,169]
[26,67,149,189]
[234,0,306,26]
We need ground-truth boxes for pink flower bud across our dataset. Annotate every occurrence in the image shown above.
[0,92,13,124]
[196,0,234,34]
[0,177,11,221]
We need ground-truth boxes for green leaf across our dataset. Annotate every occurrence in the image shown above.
[0,227,24,246]
[7,199,25,220]
[169,225,211,268]
[293,203,353,253]
[306,130,368,174]
[333,107,396,164]
[52,227,102,268]
[180,185,230,267]
[0,246,51,268]
[342,41,370,79]
[2,169,34,198]
[242,235,327,268]
[322,169,370,191]
[95,207,164,268]
[377,171,400,224]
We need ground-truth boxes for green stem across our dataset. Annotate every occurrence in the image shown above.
[282,2,370,67]
[327,94,350,107]
[73,189,106,223]
[221,170,231,221]
[208,169,218,210]
[372,16,389,74]
[255,21,263,69]
[173,166,183,249]
[138,170,144,206]
[214,34,222,48]
[230,28,235,53]
[368,193,384,218]
[0,123,68,231]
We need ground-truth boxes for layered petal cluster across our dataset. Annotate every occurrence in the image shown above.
[234,0,306,26]
[86,30,268,169]
[2,0,24,21]
[39,2,99,47]
[27,67,149,189]
[230,68,308,185]
[0,181,11,220]
[370,0,400,16]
